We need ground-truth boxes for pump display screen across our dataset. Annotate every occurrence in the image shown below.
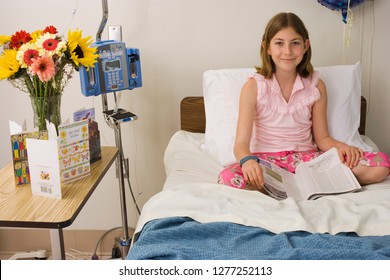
[104,60,121,72]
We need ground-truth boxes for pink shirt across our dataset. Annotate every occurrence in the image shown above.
[250,72,321,153]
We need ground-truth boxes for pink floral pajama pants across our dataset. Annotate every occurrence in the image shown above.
[218,150,390,189]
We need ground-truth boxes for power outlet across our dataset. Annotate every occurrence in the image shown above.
[108,25,122,41]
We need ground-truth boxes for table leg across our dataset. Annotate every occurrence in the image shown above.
[49,228,65,260]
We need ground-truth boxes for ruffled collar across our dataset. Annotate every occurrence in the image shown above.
[254,72,320,114]
[271,74,304,103]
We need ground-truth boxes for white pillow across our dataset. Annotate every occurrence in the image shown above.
[202,63,373,166]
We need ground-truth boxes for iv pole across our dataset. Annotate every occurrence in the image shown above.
[96,0,132,259]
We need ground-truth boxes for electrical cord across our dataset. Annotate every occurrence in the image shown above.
[91,226,122,260]
[122,152,141,215]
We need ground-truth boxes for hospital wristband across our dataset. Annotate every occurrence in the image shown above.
[239,155,259,167]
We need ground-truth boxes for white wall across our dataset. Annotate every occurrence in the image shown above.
[0,0,388,230]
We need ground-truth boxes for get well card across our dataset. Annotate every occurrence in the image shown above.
[27,134,62,198]
[27,120,90,199]
[58,119,90,183]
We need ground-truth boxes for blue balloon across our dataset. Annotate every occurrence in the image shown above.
[317,0,365,23]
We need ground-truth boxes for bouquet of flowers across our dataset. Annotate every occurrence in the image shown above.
[0,25,98,130]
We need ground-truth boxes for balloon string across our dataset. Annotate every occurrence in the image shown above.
[344,0,353,47]
[62,0,79,33]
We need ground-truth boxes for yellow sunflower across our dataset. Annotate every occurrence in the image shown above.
[67,29,98,70]
[0,35,11,46]
[0,49,20,80]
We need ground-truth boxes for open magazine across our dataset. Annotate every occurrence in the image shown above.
[259,147,362,200]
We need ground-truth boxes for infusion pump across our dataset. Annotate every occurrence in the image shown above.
[79,40,142,96]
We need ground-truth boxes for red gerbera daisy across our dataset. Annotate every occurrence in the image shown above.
[42,38,59,51]
[23,49,39,66]
[10,30,32,50]
[42,26,58,35]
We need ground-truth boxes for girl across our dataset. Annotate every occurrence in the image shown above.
[218,12,390,192]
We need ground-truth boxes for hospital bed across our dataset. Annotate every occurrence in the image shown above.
[127,64,390,260]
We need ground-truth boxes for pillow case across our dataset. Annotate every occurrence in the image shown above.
[202,63,373,166]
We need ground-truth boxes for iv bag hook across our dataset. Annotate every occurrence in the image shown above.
[96,0,108,43]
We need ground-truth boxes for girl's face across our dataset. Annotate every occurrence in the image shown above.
[266,27,309,74]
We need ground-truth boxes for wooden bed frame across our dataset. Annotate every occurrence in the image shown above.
[181,96,367,135]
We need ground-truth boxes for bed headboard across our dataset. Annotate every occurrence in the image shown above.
[180,96,367,135]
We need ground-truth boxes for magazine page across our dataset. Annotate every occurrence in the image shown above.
[295,147,362,200]
[258,158,298,200]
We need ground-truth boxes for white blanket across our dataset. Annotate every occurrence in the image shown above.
[135,131,390,236]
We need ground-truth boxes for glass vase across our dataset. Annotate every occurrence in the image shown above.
[30,94,62,132]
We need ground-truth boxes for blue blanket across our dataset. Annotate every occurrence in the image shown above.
[127,217,390,260]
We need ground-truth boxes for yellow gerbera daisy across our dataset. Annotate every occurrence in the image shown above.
[30,30,43,43]
[67,29,98,70]
[0,49,20,80]
[0,35,11,46]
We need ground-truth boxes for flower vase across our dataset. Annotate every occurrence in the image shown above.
[30,94,62,132]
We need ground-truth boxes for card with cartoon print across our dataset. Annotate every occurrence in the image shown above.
[58,119,90,184]
[9,121,48,188]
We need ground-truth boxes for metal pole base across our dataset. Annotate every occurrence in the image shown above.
[119,237,132,259]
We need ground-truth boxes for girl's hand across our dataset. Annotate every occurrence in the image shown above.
[337,144,363,168]
[241,159,264,190]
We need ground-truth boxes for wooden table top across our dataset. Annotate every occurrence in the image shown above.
[0,146,118,229]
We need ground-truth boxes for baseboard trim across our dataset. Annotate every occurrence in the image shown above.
[0,227,133,260]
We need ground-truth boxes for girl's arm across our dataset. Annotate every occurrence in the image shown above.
[312,79,363,168]
[234,78,264,189]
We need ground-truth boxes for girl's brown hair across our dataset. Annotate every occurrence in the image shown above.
[256,12,314,78]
